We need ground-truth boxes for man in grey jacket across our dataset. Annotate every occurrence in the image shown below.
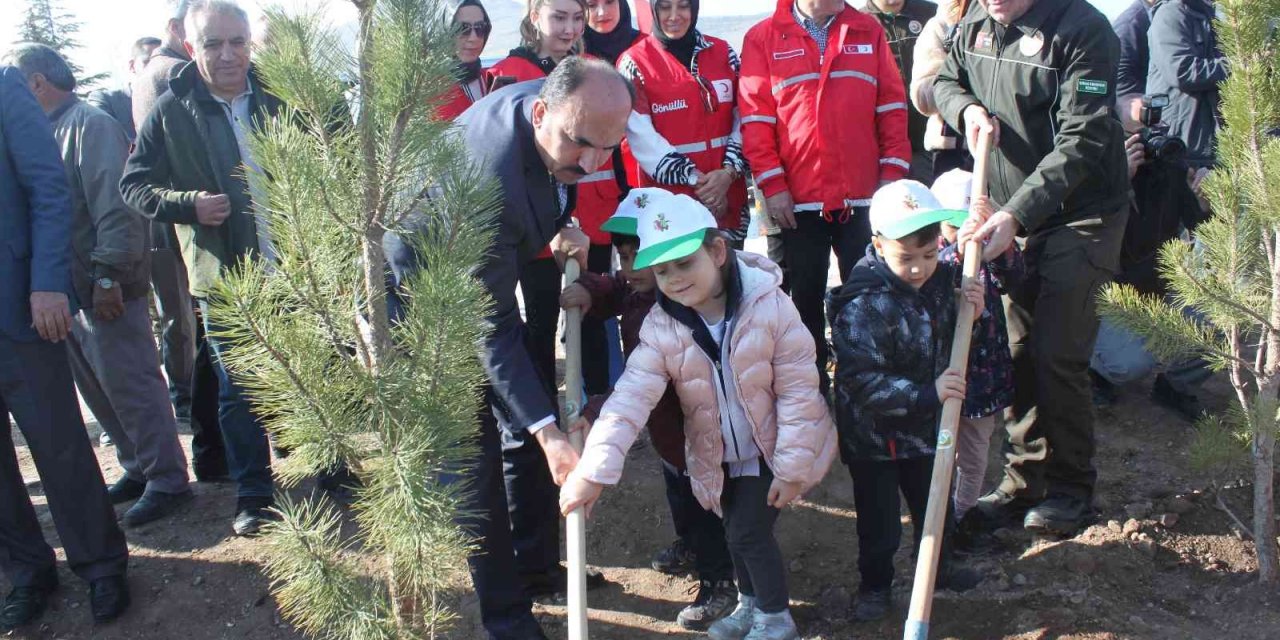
[7,44,193,528]
[1147,0,1227,168]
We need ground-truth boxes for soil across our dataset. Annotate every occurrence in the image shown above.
[6,354,1280,640]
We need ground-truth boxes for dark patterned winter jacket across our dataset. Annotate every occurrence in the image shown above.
[940,242,1024,419]
[827,245,962,462]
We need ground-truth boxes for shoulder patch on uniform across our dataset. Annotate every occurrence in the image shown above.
[1077,78,1109,95]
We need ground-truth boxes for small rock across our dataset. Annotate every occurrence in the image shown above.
[1107,520,1123,533]
[1125,502,1153,519]
[1231,525,1247,541]
[1129,615,1146,626]
[788,559,803,573]
[1165,497,1195,515]
[192,575,204,586]
[1012,573,1028,586]
[1069,593,1086,605]
[1135,538,1158,559]
[1159,512,1180,528]
[70,602,80,609]
[1122,519,1142,536]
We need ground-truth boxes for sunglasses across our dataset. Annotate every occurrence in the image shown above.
[456,21,492,38]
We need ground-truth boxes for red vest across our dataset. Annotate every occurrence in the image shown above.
[624,35,746,232]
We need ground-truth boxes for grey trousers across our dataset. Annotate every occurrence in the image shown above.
[67,296,189,494]
[151,246,196,408]
[0,336,128,586]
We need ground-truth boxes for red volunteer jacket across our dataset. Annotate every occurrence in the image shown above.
[740,0,912,213]
[435,76,486,122]
[487,52,624,247]
[620,34,746,234]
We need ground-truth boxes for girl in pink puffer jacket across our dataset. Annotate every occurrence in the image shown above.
[560,191,837,640]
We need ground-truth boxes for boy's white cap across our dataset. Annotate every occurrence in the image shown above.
[869,180,961,240]
[930,169,974,224]
[633,190,717,269]
[601,187,670,236]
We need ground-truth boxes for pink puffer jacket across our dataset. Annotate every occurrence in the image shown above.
[572,252,838,515]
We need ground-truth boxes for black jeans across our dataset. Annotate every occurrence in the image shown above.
[849,456,954,592]
[662,461,734,583]
[779,209,873,394]
[520,246,613,399]
[721,464,787,613]
[189,315,226,478]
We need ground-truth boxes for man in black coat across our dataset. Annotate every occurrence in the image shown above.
[386,57,632,640]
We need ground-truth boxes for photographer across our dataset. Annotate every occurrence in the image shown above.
[1090,93,1212,421]
[1146,0,1228,169]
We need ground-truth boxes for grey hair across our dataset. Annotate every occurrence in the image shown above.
[185,0,251,35]
[4,42,76,92]
[539,56,634,112]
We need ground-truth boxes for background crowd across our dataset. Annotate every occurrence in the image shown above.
[0,0,1227,637]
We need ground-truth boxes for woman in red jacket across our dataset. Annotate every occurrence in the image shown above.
[436,0,492,121]
[617,0,749,242]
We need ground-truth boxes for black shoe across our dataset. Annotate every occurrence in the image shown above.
[650,538,695,575]
[0,572,57,631]
[1024,494,1094,536]
[953,509,997,554]
[851,588,891,622]
[192,461,230,483]
[89,575,129,623]
[122,489,193,528]
[975,488,1039,526]
[1151,374,1206,422]
[106,476,146,505]
[936,563,983,592]
[232,497,278,537]
[1090,369,1118,408]
[676,579,737,630]
[522,564,607,599]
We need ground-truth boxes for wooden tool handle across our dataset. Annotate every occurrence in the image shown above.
[561,259,589,639]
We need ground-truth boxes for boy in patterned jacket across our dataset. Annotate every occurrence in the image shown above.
[826,180,984,623]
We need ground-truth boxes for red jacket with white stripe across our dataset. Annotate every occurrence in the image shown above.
[487,51,625,247]
[740,0,912,213]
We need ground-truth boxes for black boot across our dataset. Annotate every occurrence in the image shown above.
[0,570,57,631]
[1024,494,1094,535]
[89,574,130,623]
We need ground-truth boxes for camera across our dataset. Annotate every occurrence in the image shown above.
[1139,94,1188,163]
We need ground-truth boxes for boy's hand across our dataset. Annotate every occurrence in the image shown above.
[560,476,604,518]
[560,282,592,313]
[961,277,985,316]
[767,477,803,509]
[935,368,967,404]
[968,195,994,225]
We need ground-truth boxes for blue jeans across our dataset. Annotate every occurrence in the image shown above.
[198,300,273,499]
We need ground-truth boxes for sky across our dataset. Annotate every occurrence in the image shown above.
[0,0,1136,86]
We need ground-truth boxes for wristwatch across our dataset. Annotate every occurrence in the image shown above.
[95,277,116,290]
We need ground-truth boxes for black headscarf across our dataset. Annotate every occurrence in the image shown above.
[651,0,700,70]
[584,0,642,65]
[451,0,491,83]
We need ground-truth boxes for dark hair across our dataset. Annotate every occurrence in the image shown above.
[611,232,640,250]
[4,43,76,91]
[896,223,942,248]
[132,37,162,59]
[701,228,735,282]
[539,56,636,112]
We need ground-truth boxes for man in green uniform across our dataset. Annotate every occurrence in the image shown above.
[861,0,938,181]
[934,0,1129,535]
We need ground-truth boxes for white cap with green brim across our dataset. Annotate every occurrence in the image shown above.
[601,187,673,236]
[930,169,974,228]
[870,179,962,240]
[633,191,718,270]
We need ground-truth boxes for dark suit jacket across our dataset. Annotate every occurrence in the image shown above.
[386,80,574,434]
[0,66,76,342]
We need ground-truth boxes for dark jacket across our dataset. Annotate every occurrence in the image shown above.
[385,80,574,435]
[939,241,1023,419]
[1113,0,1154,97]
[0,66,75,342]
[120,62,283,298]
[51,99,150,306]
[577,272,686,469]
[827,246,961,462]
[130,45,192,252]
[1147,0,1227,168]
[86,86,136,141]
[862,0,938,154]
[1119,160,1208,296]
[934,0,1130,235]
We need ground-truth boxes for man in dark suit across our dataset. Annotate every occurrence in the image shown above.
[0,65,130,630]
[386,57,633,640]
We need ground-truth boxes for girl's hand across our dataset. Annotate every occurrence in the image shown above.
[935,367,967,404]
[767,478,803,509]
[968,195,995,225]
[961,277,985,316]
[560,283,592,313]
[560,476,604,518]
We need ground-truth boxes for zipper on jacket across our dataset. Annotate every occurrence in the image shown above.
[712,359,745,461]
[988,24,1008,202]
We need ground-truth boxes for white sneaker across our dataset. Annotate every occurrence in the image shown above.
[706,593,757,640]
[743,609,800,640]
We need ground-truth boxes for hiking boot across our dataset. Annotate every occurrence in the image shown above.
[677,579,737,630]
[1024,494,1094,536]
[707,593,756,640]
[937,562,983,592]
[122,488,194,528]
[851,588,891,622]
[1090,369,1118,408]
[744,609,800,640]
[650,538,695,575]
[1151,374,1206,422]
[106,476,146,505]
[975,488,1039,526]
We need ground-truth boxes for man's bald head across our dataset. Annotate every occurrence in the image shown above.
[531,57,634,185]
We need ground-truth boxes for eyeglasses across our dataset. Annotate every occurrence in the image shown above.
[456,21,492,38]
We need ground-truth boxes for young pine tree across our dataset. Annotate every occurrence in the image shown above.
[203,1,501,636]
[1099,0,1280,583]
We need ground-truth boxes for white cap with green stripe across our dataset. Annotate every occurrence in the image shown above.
[632,189,717,270]
[600,187,672,237]
[870,179,965,240]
